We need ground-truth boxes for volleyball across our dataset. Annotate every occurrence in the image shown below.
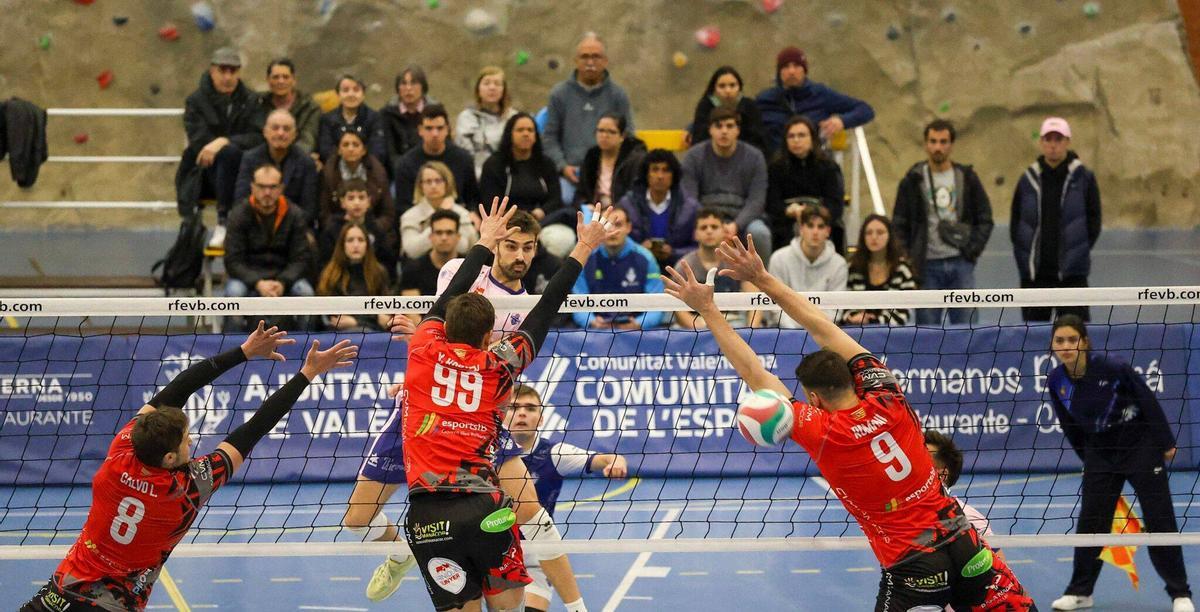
[736,389,795,447]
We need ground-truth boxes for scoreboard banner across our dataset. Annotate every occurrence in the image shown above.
[1,324,1193,485]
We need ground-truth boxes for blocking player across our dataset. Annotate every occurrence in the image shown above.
[498,384,629,612]
[21,323,357,612]
[401,197,614,612]
[662,236,1035,611]
[924,430,1004,562]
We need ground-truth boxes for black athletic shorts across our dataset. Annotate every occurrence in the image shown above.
[21,581,93,612]
[876,529,1037,611]
[405,490,530,611]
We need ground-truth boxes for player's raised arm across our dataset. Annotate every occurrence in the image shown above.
[423,196,518,321]
[140,321,293,416]
[717,235,867,361]
[663,260,790,397]
[216,339,357,472]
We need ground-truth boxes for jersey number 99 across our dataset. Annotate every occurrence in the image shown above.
[109,496,146,545]
[431,364,483,412]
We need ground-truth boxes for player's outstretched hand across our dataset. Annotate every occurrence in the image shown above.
[663,259,716,313]
[240,320,296,361]
[575,203,620,251]
[476,196,518,250]
[388,314,417,341]
[716,234,769,285]
[603,455,629,478]
[300,339,358,379]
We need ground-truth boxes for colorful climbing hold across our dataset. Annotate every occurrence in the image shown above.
[37,34,52,50]
[190,2,215,32]
[942,8,957,23]
[150,84,161,95]
[425,0,439,8]
[112,15,129,26]
[73,133,89,145]
[694,26,721,49]
[1018,22,1032,35]
[547,58,560,70]
[158,24,180,41]
[1083,2,1100,18]
[97,70,115,90]
[938,101,950,113]
[761,0,783,14]
[672,51,688,68]
[515,50,530,66]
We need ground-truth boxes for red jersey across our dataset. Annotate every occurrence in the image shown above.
[54,418,232,611]
[401,318,535,495]
[790,353,966,568]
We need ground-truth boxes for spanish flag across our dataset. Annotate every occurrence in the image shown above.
[1099,495,1141,590]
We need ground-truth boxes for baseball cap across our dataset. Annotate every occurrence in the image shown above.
[1039,117,1071,139]
[211,47,243,68]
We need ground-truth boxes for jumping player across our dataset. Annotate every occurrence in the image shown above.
[401,197,614,611]
[662,236,1035,611]
[21,323,357,612]
[499,384,628,612]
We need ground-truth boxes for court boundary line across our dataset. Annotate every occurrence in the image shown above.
[602,507,681,612]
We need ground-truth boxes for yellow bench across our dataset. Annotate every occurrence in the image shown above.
[635,129,688,152]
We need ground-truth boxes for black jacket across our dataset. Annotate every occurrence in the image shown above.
[380,98,430,177]
[2,98,49,187]
[766,153,844,250]
[892,161,994,274]
[478,153,563,215]
[175,73,265,211]
[689,96,766,153]
[223,198,313,288]
[234,144,320,223]
[574,136,646,206]
[316,105,388,164]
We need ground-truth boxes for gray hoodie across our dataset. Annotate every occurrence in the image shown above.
[543,70,635,170]
[767,238,848,326]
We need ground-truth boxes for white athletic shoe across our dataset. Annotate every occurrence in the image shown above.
[1175,597,1196,612]
[1051,594,1093,610]
[365,555,415,602]
[207,224,226,249]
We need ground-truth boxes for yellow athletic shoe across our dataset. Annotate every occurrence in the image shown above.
[366,555,415,602]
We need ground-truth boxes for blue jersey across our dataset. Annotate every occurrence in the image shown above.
[495,435,595,517]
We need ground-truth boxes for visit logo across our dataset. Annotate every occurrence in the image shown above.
[428,557,466,594]
[412,520,451,542]
[480,507,516,533]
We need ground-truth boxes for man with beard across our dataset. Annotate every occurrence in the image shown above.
[233,109,319,223]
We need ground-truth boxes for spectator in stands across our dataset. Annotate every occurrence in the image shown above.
[681,106,771,255]
[381,66,435,175]
[223,164,314,330]
[620,148,699,267]
[1011,117,1102,323]
[544,32,635,204]
[571,206,665,330]
[400,209,461,299]
[316,75,387,164]
[479,112,562,221]
[673,209,760,329]
[767,204,847,324]
[892,119,993,325]
[688,66,766,152]
[234,109,319,223]
[575,113,645,208]
[839,214,917,326]
[177,47,264,245]
[399,161,478,260]
[318,178,397,278]
[318,128,394,236]
[456,66,518,178]
[755,46,875,154]
[317,222,393,332]
[394,104,480,213]
[766,115,845,254]
[260,58,319,156]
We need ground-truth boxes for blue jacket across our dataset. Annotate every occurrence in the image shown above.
[1010,154,1102,282]
[571,237,665,328]
[619,185,700,257]
[755,79,874,154]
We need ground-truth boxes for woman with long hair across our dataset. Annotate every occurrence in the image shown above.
[479,112,562,221]
[688,66,766,151]
[574,113,645,207]
[455,66,519,178]
[317,222,392,331]
[766,114,845,253]
[839,214,917,326]
[399,161,477,259]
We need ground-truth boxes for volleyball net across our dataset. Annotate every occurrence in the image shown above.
[1,287,1199,559]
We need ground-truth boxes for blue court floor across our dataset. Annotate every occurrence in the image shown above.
[4,472,1200,610]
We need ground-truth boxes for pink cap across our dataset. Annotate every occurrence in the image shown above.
[1040,117,1071,138]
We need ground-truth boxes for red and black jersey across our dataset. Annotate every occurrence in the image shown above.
[402,317,535,496]
[790,353,967,569]
[53,418,231,611]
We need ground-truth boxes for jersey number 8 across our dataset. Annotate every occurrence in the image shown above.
[109,496,146,545]
[870,432,913,482]
[432,363,484,412]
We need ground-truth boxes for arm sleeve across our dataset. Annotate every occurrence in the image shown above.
[680,149,701,201]
[1125,364,1176,450]
[428,244,494,320]
[1086,174,1102,248]
[366,113,389,163]
[149,346,247,409]
[518,257,585,350]
[637,252,666,328]
[279,221,311,286]
[400,209,432,260]
[454,110,478,152]
[394,158,417,212]
[294,102,320,154]
[222,372,310,458]
[571,269,592,328]
[1047,374,1086,459]
[183,97,215,149]
[1009,184,1021,247]
[300,161,320,223]
[734,150,768,231]
[542,95,567,170]
[826,87,875,129]
[223,216,263,286]
[964,170,994,262]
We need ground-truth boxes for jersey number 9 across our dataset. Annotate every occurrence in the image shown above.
[870,432,913,482]
[432,364,483,412]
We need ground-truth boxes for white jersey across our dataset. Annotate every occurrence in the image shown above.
[436,257,527,336]
[957,497,994,539]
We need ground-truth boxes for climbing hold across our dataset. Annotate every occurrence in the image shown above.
[463,8,497,34]
[190,2,216,32]
[827,12,846,28]
[942,8,957,23]
[158,24,180,41]
[317,0,337,18]
[425,0,439,8]
[994,175,1005,187]
[150,83,161,95]
[1018,22,1032,35]
[97,70,114,90]
[37,34,52,50]
[761,0,783,14]
[73,133,89,145]
[112,15,129,26]
[694,26,721,49]
[938,101,950,113]
[886,25,901,41]
[672,51,689,68]
[515,50,530,66]
[1082,2,1100,18]
[547,58,560,70]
